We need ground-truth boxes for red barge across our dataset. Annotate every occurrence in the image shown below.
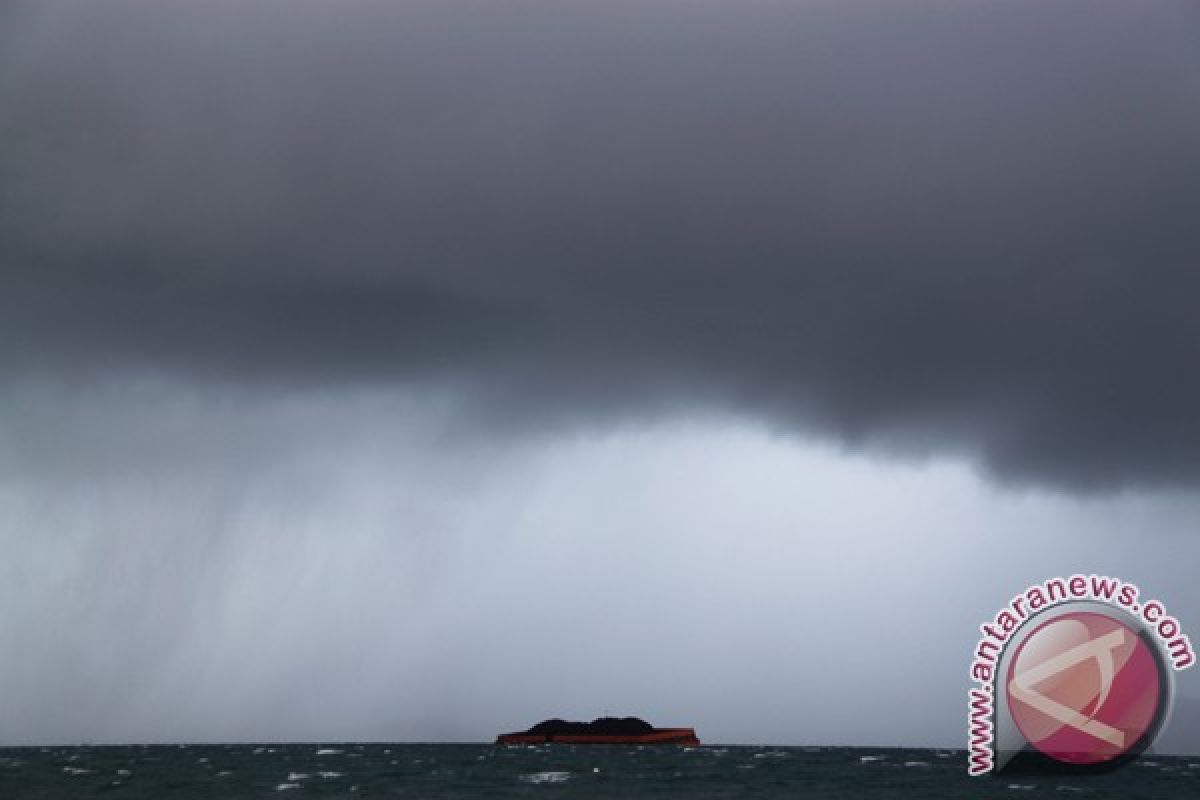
[496,717,700,746]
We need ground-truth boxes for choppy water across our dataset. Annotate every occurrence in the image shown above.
[0,744,1196,799]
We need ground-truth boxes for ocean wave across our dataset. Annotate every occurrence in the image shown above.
[519,771,572,784]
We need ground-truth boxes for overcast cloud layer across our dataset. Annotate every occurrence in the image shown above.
[3,0,1200,490]
[5,0,1200,751]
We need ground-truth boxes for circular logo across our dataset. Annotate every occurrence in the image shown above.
[1006,611,1166,765]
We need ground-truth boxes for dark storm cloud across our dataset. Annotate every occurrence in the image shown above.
[4,0,1200,489]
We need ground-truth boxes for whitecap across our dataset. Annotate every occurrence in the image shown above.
[287,772,309,781]
[276,783,301,791]
[860,755,885,763]
[316,748,343,755]
[903,761,930,768]
[63,767,92,775]
[1008,784,1036,790]
[318,771,343,778]
[519,771,571,784]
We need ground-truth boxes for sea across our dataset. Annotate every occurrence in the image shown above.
[0,743,1195,799]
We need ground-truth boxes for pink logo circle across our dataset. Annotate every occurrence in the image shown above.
[1006,611,1163,765]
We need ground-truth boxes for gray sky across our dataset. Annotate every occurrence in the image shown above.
[2,0,1200,747]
